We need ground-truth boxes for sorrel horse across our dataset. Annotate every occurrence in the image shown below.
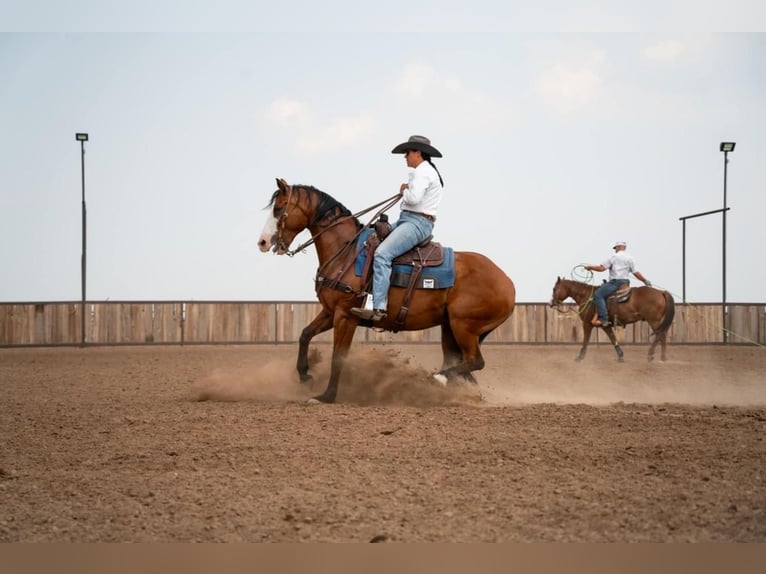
[258,178,516,403]
[549,277,675,363]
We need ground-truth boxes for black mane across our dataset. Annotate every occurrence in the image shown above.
[267,184,357,227]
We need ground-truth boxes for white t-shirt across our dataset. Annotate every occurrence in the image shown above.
[402,160,442,216]
[601,251,636,280]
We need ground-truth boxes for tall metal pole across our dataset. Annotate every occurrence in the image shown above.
[681,219,686,304]
[76,134,88,347]
[721,151,729,343]
[81,139,87,346]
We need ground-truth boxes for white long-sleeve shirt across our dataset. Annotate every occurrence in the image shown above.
[401,161,442,216]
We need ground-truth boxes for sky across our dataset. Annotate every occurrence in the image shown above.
[1,2,765,304]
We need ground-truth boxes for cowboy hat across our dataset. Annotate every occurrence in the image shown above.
[613,241,627,249]
[391,135,442,158]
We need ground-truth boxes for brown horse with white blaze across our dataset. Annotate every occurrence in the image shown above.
[549,276,675,363]
[257,178,516,403]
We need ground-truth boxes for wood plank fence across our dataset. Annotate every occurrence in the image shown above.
[1,301,764,347]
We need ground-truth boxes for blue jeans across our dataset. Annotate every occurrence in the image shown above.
[594,279,629,322]
[372,211,434,310]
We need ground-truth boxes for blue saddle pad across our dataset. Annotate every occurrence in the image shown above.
[354,227,455,289]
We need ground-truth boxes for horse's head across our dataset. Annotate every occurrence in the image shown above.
[258,178,314,255]
[258,178,356,256]
[550,276,569,307]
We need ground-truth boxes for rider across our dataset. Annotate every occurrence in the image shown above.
[584,241,652,327]
[351,135,444,322]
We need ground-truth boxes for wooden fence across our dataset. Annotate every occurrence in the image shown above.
[1,301,764,347]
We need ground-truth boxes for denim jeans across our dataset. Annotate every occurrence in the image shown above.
[372,211,434,310]
[594,279,629,321]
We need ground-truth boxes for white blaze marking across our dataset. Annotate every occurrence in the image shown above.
[258,213,279,253]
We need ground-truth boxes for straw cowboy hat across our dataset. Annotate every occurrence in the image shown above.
[391,135,442,158]
[613,241,627,249]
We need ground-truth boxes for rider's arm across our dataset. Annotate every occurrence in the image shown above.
[585,264,606,272]
[633,271,651,286]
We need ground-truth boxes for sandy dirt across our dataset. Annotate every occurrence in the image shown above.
[1,342,764,542]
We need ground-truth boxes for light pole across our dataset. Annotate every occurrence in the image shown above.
[720,141,735,344]
[76,133,88,346]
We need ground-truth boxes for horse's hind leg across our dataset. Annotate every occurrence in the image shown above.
[435,322,485,384]
[438,320,463,384]
[647,334,658,362]
[650,330,669,362]
[646,319,669,362]
[297,310,333,384]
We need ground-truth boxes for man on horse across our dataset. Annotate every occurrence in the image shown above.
[351,135,445,322]
[585,241,652,327]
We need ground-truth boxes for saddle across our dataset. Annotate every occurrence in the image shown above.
[608,284,632,304]
[372,218,444,267]
[359,223,446,331]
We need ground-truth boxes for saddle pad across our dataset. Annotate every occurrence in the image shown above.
[354,228,456,289]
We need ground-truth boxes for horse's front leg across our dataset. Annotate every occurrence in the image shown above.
[576,322,594,362]
[297,309,334,383]
[602,326,624,362]
[310,315,358,404]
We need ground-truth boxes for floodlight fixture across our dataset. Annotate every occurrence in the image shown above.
[76,133,89,142]
[719,141,735,152]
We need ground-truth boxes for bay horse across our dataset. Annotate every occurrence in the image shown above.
[549,277,675,363]
[257,178,516,403]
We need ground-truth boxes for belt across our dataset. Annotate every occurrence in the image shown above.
[405,210,436,222]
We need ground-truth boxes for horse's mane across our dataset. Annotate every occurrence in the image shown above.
[559,277,596,296]
[267,184,359,228]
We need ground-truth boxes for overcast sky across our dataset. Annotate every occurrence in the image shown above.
[1,3,765,304]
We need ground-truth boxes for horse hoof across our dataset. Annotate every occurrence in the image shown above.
[308,393,335,404]
[299,374,313,385]
[433,373,448,387]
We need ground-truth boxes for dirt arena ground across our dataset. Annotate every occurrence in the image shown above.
[1,342,764,542]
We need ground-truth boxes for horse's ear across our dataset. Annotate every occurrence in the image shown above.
[276,178,289,192]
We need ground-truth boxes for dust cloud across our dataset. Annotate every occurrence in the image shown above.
[191,343,765,408]
[477,344,766,407]
[191,345,483,407]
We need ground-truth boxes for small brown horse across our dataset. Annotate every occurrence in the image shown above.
[258,178,516,403]
[549,277,675,363]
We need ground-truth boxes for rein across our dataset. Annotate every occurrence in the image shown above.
[279,189,402,257]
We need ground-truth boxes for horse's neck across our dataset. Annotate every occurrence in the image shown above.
[568,281,593,304]
[311,220,359,271]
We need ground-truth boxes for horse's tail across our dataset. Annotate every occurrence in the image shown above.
[656,290,675,334]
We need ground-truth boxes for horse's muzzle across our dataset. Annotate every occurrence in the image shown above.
[258,234,285,254]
